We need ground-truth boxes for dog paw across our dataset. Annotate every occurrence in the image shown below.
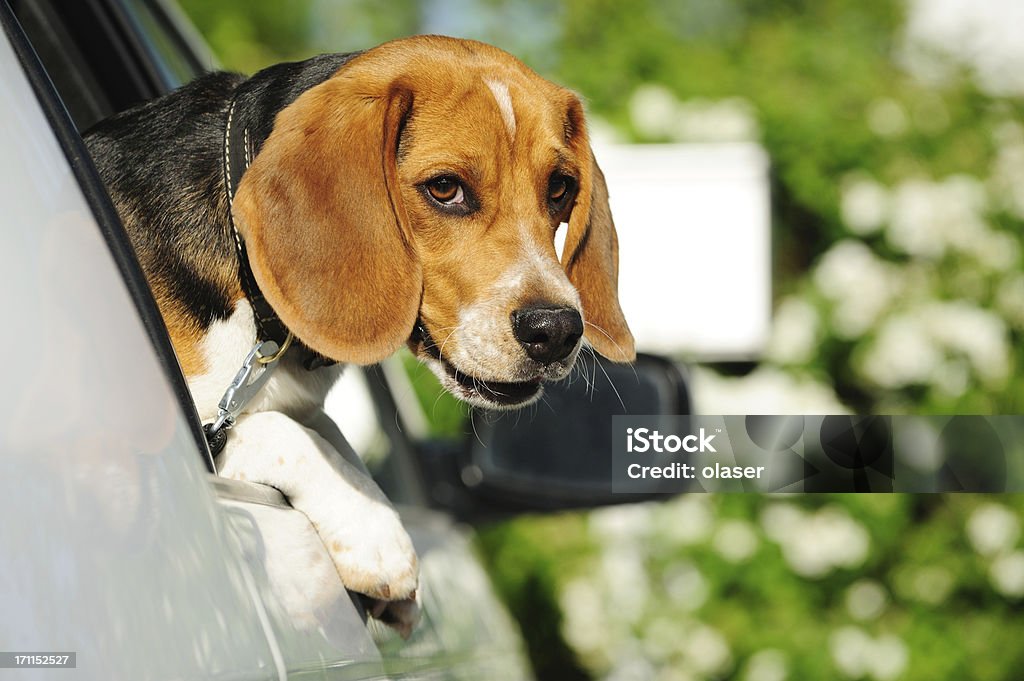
[317,503,419,603]
[219,410,421,633]
[319,504,421,636]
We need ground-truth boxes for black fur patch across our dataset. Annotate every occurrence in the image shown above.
[84,54,361,332]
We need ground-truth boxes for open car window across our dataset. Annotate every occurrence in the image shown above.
[10,0,202,131]
[2,0,214,471]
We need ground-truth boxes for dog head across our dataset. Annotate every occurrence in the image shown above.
[234,36,634,409]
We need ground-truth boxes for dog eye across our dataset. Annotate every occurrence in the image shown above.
[426,177,465,205]
[549,176,568,201]
[548,174,575,205]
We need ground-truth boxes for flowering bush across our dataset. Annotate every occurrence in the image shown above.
[481,495,1024,681]
[575,0,1023,416]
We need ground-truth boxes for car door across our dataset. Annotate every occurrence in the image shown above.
[0,6,285,678]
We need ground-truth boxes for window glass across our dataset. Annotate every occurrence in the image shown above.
[119,0,204,87]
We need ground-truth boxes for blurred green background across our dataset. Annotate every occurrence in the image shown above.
[176,1,1024,679]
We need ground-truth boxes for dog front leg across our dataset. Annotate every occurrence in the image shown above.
[216,411,419,617]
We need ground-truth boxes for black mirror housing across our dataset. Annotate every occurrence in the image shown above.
[419,353,691,520]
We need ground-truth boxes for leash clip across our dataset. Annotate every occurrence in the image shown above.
[205,338,290,452]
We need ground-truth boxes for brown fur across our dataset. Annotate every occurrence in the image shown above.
[234,36,634,369]
[161,302,211,376]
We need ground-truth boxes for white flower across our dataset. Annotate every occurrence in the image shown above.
[867,98,909,137]
[656,495,713,546]
[657,669,699,681]
[605,656,657,681]
[846,580,888,621]
[995,274,1024,328]
[870,635,909,681]
[560,576,610,654]
[766,296,820,365]
[684,625,733,676]
[841,175,889,235]
[630,84,681,140]
[713,520,760,563]
[895,565,954,605]
[765,505,870,578]
[858,315,942,388]
[965,229,1021,272]
[642,616,691,663]
[663,561,709,612]
[859,302,1010,390]
[600,545,651,625]
[902,0,1024,96]
[894,417,944,473]
[674,97,760,142]
[743,649,788,681]
[967,503,1020,556]
[591,503,655,544]
[761,503,805,543]
[887,175,988,259]
[691,366,849,415]
[830,628,908,681]
[918,302,1010,386]
[990,551,1024,597]
[630,86,761,142]
[830,626,873,678]
[813,240,902,338]
[786,503,868,573]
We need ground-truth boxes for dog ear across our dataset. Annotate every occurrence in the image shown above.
[233,70,422,365]
[561,104,636,363]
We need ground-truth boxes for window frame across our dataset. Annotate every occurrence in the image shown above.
[2,0,216,472]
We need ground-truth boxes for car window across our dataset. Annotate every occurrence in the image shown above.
[118,0,207,87]
[10,0,202,131]
[2,0,214,472]
[10,0,120,130]
[325,363,430,506]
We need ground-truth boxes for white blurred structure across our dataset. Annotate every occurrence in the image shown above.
[591,142,772,360]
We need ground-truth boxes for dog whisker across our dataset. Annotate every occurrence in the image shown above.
[470,408,486,447]
[593,351,627,412]
[436,324,464,361]
[578,349,596,396]
[583,321,634,365]
[589,345,600,401]
[538,392,556,416]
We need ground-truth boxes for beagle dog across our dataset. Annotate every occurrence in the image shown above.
[85,35,634,635]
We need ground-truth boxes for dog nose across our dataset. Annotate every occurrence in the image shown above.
[511,306,584,364]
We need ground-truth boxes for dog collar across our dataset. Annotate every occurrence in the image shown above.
[223,95,335,371]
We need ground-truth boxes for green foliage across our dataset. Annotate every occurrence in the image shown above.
[478,514,595,680]
[178,0,317,72]
[399,350,469,438]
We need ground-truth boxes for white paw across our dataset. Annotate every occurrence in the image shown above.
[218,410,421,635]
[315,497,421,637]
[316,499,419,603]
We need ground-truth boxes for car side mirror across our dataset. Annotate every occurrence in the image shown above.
[449,353,691,515]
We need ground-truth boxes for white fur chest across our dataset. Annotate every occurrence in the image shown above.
[187,300,343,423]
